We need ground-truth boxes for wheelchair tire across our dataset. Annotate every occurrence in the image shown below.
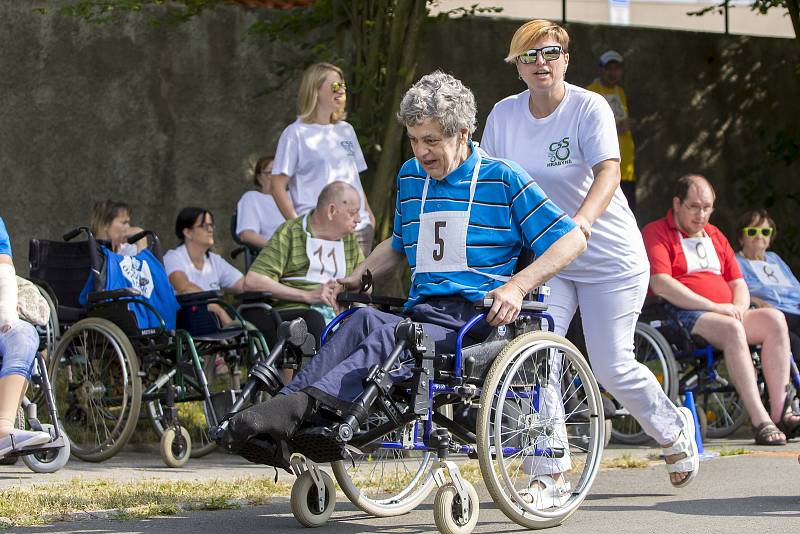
[49,317,142,462]
[160,426,191,468]
[611,323,679,445]
[332,416,435,517]
[433,481,480,534]
[22,424,71,473]
[291,469,336,527]
[476,331,604,529]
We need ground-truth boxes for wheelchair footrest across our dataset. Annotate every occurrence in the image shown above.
[291,427,346,464]
[238,435,288,470]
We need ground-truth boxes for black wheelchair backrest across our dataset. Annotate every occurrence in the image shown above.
[29,238,95,309]
[515,248,535,274]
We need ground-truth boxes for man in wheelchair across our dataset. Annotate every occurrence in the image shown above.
[643,174,799,445]
[217,71,587,470]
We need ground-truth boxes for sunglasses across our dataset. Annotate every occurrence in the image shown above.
[330,81,347,93]
[518,45,563,64]
[743,227,773,238]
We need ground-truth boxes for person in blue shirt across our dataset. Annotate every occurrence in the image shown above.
[219,71,586,468]
[0,216,52,457]
[735,209,800,368]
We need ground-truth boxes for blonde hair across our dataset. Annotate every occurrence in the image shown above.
[505,19,570,64]
[297,62,347,123]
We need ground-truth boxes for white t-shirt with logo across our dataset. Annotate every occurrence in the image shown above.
[163,244,243,292]
[481,83,648,281]
[273,118,370,230]
[236,190,285,243]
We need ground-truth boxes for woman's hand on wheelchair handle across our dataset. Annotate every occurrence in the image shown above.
[485,281,527,327]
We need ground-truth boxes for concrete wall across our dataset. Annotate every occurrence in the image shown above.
[2,4,799,275]
[1,3,298,273]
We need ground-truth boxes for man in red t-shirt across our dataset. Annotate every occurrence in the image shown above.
[642,174,797,445]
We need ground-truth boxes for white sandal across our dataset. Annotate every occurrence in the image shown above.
[517,475,572,510]
[662,406,699,488]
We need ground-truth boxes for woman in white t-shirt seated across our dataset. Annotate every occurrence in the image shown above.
[90,200,146,255]
[271,62,376,257]
[236,154,285,249]
[164,207,245,328]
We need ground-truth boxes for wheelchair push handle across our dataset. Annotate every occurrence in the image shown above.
[63,226,92,242]
[126,229,163,261]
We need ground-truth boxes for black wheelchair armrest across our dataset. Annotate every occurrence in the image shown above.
[370,295,407,308]
[234,291,273,304]
[176,290,224,305]
[477,298,547,312]
[87,287,142,303]
[336,292,406,309]
[337,292,372,305]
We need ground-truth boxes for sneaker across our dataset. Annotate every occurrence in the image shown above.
[0,429,51,458]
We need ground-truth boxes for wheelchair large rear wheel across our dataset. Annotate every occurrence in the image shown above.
[332,414,436,517]
[611,323,679,444]
[49,318,141,462]
[476,331,604,529]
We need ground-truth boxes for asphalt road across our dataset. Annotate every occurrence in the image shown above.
[5,439,800,534]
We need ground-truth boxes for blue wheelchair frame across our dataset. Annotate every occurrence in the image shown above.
[319,293,561,460]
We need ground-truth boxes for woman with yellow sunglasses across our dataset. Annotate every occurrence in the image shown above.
[735,209,800,368]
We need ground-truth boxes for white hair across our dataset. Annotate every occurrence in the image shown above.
[397,70,477,137]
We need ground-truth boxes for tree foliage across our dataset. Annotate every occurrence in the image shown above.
[688,0,799,44]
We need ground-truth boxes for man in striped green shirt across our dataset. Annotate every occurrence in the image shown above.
[244,181,364,346]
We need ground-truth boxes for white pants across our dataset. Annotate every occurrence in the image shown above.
[526,271,684,474]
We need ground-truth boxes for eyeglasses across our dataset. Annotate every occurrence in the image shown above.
[518,45,563,64]
[194,223,214,232]
[681,202,714,215]
[743,227,773,238]
[331,81,347,93]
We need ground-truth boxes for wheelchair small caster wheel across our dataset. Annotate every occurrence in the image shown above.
[291,469,336,527]
[160,426,191,468]
[22,424,71,473]
[433,480,479,534]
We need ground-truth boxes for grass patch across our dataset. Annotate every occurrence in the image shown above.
[717,447,752,457]
[0,476,290,527]
[601,453,651,469]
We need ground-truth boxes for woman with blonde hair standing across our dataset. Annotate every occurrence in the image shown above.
[271,62,375,256]
[481,19,697,498]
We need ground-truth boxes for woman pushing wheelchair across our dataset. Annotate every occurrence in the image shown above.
[216,70,586,473]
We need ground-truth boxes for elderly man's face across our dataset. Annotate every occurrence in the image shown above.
[327,188,361,238]
[406,119,468,180]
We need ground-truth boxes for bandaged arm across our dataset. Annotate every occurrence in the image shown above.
[0,256,18,329]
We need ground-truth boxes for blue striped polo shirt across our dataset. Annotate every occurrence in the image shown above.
[392,144,576,308]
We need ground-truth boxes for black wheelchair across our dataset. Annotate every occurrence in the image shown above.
[616,298,800,441]
[215,276,606,532]
[28,227,275,467]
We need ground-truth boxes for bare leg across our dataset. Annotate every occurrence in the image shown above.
[692,312,778,436]
[743,308,793,423]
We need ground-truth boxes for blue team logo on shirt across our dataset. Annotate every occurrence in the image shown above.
[119,256,154,298]
[340,140,356,157]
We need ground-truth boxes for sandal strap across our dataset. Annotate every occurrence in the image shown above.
[661,430,690,456]
[666,458,695,473]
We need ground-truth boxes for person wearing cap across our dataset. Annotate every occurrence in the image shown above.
[586,49,637,212]
[482,19,698,490]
